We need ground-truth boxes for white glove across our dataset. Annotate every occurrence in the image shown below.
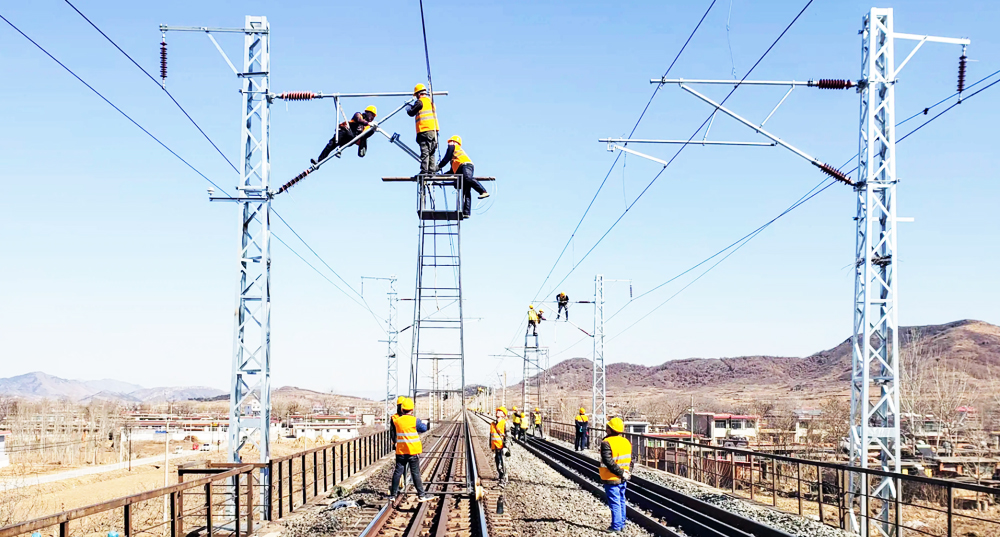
[622,471,631,481]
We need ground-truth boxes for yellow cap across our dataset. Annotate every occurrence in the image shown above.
[448,135,462,145]
[414,83,427,95]
[400,397,415,411]
[607,417,624,433]
[579,407,586,414]
[365,105,377,115]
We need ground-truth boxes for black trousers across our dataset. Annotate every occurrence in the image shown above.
[527,320,537,336]
[318,127,371,161]
[417,130,438,174]
[390,454,426,496]
[558,302,569,320]
[574,431,588,451]
[457,164,486,216]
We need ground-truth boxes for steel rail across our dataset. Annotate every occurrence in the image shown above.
[520,434,796,537]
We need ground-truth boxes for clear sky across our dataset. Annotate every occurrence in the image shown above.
[1,0,997,399]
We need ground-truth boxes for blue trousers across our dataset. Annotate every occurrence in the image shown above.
[604,481,627,530]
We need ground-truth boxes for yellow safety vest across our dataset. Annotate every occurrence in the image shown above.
[450,144,473,173]
[490,419,506,450]
[528,310,538,323]
[533,413,541,425]
[391,414,422,455]
[519,413,529,429]
[512,413,520,425]
[575,414,589,424]
[599,435,632,482]
[415,96,438,133]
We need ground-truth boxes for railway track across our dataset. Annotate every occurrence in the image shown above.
[360,414,488,537]
[518,433,798,537]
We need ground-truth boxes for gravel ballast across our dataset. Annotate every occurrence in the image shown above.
[472,416,653,537]
[546,435,853,537]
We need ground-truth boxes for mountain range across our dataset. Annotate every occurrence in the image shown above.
[0,371,227,403]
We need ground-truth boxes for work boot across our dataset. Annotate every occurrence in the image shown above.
[358,146,366,158]
[478,192,490,199]
[417,494,433,502]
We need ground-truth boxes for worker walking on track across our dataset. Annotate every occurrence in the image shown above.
[518,410,529,441]
[437,135,489,218]
[311,105,377,165]
[490,406,509,485]
[532,407,543,439]
[600,418,632,533]
[389,397,432,502]
[556,292,570,320]
[511,406,521,440]
[574,407,590,451]
[407,84,438,176]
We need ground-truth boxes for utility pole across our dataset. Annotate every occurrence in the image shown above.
[363,275,399,428]
[848,10,968,537]
[592,275,630,428]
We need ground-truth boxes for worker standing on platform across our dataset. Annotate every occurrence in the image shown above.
[556,292,570,320]
[389,397,432,502]
[437,135,489,218]
[518,410,529,440]
[532,407,543,439]
[311,106,377,165]
[407,84,438,175]
[490,407,509,484]
[600,418,632,533]
[527,306,539,337]
[574,407,590,451]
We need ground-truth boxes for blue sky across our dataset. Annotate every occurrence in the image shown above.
[1,0,997,399]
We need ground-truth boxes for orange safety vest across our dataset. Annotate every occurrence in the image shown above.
[450,144,473,173]
[599,435,632,482]
[415,96,438,133]
[490,419,506,450]
[391,414,422,455]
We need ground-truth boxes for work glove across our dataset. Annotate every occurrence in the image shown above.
[622,471,631,481]
[503,447,511,458]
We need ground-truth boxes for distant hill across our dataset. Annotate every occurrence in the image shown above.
[0,372,226,403]
[529,320,1000,395]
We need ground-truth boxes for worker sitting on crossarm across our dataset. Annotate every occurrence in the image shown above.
[574,407,589,451]
[600,417,632,533]
[556,292,570,320]
[407,84,438,175]
[389,397,432,502]
[311,105,377,165]
[437,135,489,218]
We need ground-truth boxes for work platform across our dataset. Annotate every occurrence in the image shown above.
[383,175,496,221]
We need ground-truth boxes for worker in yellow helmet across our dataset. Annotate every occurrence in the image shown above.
[437,135,489,218]
[407,84,439,175]
[556,292,570,320]
[600,417,632,533]
[510,405,521,440]
[389,397,432,502]
[574,407,590,451]
[518,409,529,440]
[527,305,540,337]
[531,407,543,439]
[490,406,509,484]
[311,105,377,166]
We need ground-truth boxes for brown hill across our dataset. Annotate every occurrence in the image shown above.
[536,320,1000,395]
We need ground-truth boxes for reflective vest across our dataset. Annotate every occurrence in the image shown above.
[490,419,506,450]
[528,310,538,323]
[391,414,422,455]
[519,413,529,429]
[575,414,589,424]
[415,96,438,133]
[449,144,473,173]
[533,412,541,425]
[599,435,632,482]
[512,413,520,425]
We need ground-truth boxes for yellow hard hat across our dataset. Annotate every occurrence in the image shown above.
[400,397,415,411]
[607,417,625,433]
[534,407,540,411]
[497,406,507,415]
[579,407,586,414]
[414,83,427,95]
[512,406,518,411]
[529,305,534,309]
[448,135,462,145]
[539,309,544,313]
[365,105,377,115]
[397,396,407,404]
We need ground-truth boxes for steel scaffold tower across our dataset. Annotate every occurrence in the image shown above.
[521,334,546,413]
[364,276,400,426]
[592,274,606,428]
[847,10,968,536]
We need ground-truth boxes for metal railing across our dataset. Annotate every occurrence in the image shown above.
[545,420,1000,537]
[0,428,396,537]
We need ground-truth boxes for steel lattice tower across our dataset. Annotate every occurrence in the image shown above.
[592,274,606,428]
[521,335,546,413]
[226,16,271,475]
[848,9,969,536]
[385,276,399,426]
